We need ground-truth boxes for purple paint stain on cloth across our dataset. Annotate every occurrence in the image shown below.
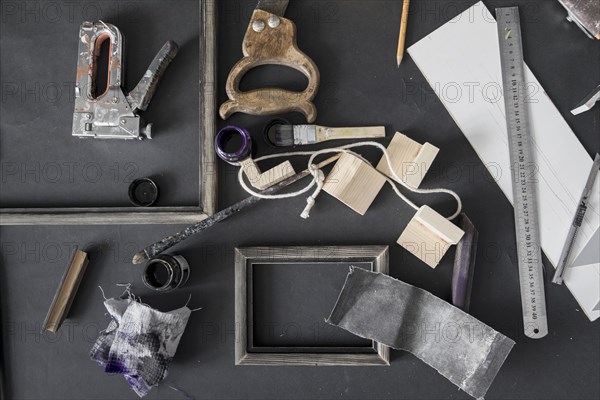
[90,297,191,397]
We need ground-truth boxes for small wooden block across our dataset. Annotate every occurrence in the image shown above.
[397,206,465,268]
[322,153,386,215]
[240,157,295,190]
[377,132,439,188]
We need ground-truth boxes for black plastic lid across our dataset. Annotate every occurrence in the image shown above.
[128,178,159,207]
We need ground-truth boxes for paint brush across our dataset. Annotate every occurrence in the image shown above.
[273,124,385,147]
[132,154,342,264]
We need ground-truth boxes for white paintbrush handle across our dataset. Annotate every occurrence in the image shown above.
[315,126,385,142]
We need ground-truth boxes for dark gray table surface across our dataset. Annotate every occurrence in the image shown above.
[1,0,599,399]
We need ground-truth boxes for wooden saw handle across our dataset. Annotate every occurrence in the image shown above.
[219,9,320,123]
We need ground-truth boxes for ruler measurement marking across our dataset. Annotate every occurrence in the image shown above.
[496,7,548,339]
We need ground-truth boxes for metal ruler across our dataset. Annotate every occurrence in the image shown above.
[496,7,548,339]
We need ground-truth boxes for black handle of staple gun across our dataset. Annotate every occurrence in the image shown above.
[127,40,179,112]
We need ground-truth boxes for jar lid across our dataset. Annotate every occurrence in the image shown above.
[128,178,159,207]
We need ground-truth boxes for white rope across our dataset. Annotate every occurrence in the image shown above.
[184,293,203,312]
[300,166,324,219]
[98,286,107,301]
[237,141,462,220]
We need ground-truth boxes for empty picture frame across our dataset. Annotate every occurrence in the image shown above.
[235,246,390,366]
[0,0,217,225]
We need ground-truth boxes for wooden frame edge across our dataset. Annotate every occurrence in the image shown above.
[0,210,209,225]
[234,246,390,366]
[237,352,389,366]
[234,248,248,365]
[200,0,218,216]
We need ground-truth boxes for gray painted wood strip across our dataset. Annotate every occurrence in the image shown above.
[200,0,218,216]
[0,211,209,225]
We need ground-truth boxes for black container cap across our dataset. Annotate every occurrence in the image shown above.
[128,178,159,207]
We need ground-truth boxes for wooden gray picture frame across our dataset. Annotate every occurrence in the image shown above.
[235,246,390,366]
[0,0,217,225]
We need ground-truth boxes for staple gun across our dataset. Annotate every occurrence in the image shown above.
[72,21,178,140]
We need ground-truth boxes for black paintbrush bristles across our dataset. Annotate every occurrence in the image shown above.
[273,124,295,146]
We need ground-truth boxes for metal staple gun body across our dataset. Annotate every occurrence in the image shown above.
[72,21,178,140]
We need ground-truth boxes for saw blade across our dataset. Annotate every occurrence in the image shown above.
[256,0,289,16]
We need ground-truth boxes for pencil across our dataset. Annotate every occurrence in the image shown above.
[396,0,410,67]
[131,154,342,264]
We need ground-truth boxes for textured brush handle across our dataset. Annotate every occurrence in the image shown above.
[133,155,341,263]
[315,126,385,142]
